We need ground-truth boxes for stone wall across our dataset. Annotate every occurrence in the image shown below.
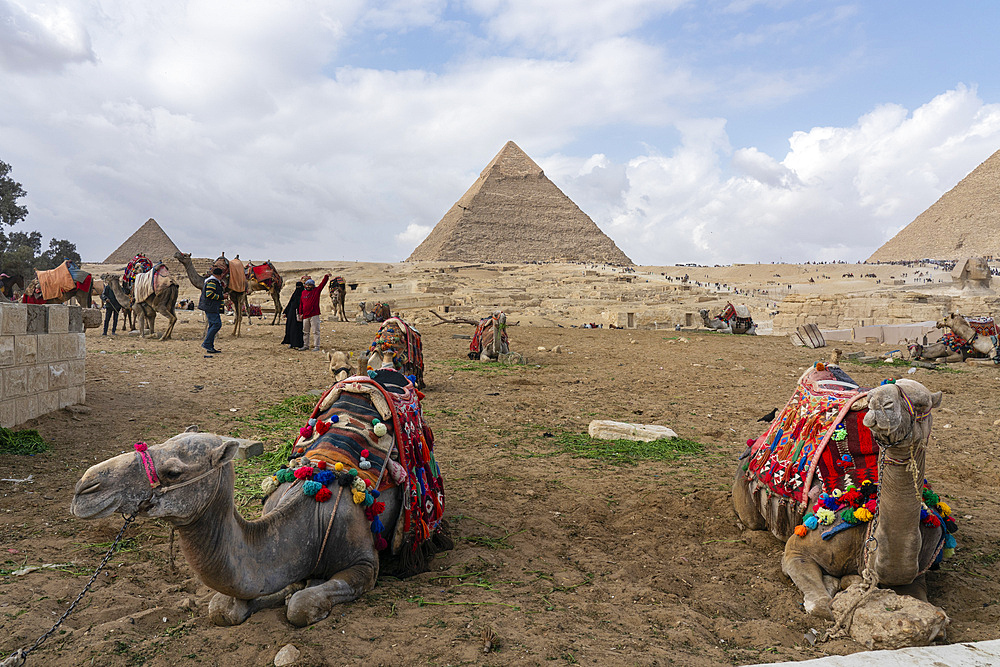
[1,303,86,428]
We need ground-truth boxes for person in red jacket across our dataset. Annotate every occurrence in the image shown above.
[298,274,329,350]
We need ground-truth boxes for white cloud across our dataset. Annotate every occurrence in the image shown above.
[395,223,432,247]
[0,0,95,71]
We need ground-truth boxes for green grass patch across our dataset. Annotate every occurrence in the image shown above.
[230,394,315,449]
[0,427,49,455]
[546,431,704,465]
[843,357,963,373]
[431,359,519,373]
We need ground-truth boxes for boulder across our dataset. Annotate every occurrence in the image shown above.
[832,584,949,650]
[274,644,300,666]
[588,420,677,442]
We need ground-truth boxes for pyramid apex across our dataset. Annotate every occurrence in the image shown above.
[103,217,182,264]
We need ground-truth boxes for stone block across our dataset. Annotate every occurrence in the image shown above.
[48,362,70,390]
[36,334,59,363]
[14,397,30,426]
[59,385,84,408]
[232,438,264,460]
[47,305,69,334]
[587,420,678,442]
[0,400,15,428]
[14,335,37,365]
[1,303,27,335]
[26,305,47,333]
[0,336,13,367]
[27,364,48,393]
[68,359,86,385]
[3,367,27,399]
[69,306,83,333]
[38,390,59,416]
[82,307,103,329]
[59,333,84,360]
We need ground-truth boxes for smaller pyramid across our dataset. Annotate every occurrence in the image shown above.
[867,148,1000,262]
[104,218,181,264]
[408,141,632,264]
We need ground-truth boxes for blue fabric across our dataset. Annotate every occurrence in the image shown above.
[203,312,221,350]
[820,520,861,541]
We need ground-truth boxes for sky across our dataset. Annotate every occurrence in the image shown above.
[2,1,1000,266]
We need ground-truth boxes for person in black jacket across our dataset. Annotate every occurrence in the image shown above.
[199,268,225,354]
[101,282,121,335]
[280,281,305,349]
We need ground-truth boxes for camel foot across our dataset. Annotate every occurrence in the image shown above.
[840,574,863,591]
[286,584,336,627]
[803,593,834,620]
[822,574,841,598]
[208,583,305,626]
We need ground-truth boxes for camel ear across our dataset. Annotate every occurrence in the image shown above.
[929,391,942,409]
[213,439,241,467]
[326,351,332,362]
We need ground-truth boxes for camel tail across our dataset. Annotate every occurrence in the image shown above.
[379,519,453,578]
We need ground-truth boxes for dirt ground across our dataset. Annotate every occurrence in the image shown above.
[2,313,1000,666]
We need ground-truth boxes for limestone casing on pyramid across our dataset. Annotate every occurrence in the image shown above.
[103,218,182,264]
[407,141,632,264]
[867,148,1000,262]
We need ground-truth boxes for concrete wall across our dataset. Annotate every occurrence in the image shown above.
[0,303,86,428]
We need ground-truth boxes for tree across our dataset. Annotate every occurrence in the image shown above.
[0,160,29,227]
[0,159,82,284]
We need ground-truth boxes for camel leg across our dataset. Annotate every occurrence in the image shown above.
[285,562,377,627]
[731,467,766,531]
[159,310,177,341]
[271,290,282,325]
[208,582,306,626]
[889,573,928,602]
[782,544,834,619]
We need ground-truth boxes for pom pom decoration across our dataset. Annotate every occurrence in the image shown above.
[359,460,372,470]
[371,419,380,426]
[315,487,333,502]
[261,476,279,496]
[370,516,384,534]
[293,466,314,480]
[300,425,313,439]
[373,423,388,437]
[352,477,367,493]
[316,460,327,470]
[370,489,380,498]
[334,462,344,472]
[352,489,367,504]
[374,534,388,550]
[308,418,317,426]
[276,468,295,484]
[316,420,331,436]
[313,470,336,485]
[804,515,819,530]
[815,362,826,371]
[794,525,808,537]
[302,480,322,496]
[361,449,370,458]
[816,508,835,525]
[368,370,378,379]
[938,501,952,517]
[406,375,417,384]
[371,500,385,514]
[330,415,339,423]
[854,507,873,522]
[134,442,148,452]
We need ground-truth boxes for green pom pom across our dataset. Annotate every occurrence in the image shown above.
[840,508,858,524]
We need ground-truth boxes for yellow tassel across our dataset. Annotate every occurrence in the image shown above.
[352,489,367,505]
[943,547,955,558]
[854,507,873,522]
[937,501,951,517]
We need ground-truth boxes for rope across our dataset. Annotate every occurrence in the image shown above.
[2,512,138,667]
[313,487,344,572]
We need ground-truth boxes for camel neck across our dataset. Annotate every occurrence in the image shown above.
[869,445,926,585]
[174,468,317,599]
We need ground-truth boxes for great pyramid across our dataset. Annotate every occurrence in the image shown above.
[867,148,1000,262]
[407,141,632,264]
[103,218,181,264]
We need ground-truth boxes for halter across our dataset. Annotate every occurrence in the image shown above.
[330,365,353,377]
[133,442,226,494]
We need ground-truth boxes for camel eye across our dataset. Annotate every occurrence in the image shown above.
[161,465,183,479]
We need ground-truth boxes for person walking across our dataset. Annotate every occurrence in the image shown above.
[298,274,329,351]
[199,267,225,354]
[281,280,305,349]
[101,281,121,335]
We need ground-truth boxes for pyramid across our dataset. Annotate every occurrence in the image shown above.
[407,141,632,264]
[103,218,182,264]
[867,148,1000,262]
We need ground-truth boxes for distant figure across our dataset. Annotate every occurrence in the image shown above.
[299,274,330,351]
[281,281,305,350]
[199,267,225,355]
[101,281,121,335]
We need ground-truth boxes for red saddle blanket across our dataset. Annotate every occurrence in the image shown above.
[742,366,874,511]
[966,316,999,337]
[469,316,509,357]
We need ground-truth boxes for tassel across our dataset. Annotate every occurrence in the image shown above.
[374,534,388,550]
[371,516,384,534]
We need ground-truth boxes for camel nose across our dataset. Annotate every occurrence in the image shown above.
[74,476,100,495]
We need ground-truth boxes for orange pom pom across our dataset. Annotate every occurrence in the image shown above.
[794,525,808,538]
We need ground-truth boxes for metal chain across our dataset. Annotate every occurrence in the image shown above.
[2,512,137,667]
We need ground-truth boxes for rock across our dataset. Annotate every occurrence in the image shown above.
[274,644,300,666]
[177,597,195,612]
[832,584,949,650]
[551,345,563,353]
[588,420,677,442]
[65,405,92,415]
[993,418,1000,426]
[537,346,547,351]
[910,361,938,369]
[82,308,103,329]
[498,352,527,365]
[232,439,264,459]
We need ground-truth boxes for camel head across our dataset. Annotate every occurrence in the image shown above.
[327,350,352,382]
[862,379,941,450]
[71,433,240,525]
[174,251,191,262]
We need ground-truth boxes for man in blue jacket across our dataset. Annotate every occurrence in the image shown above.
[199,267,225,354]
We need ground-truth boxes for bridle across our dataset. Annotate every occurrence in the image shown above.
[330,366,353,377]
[133,442,226,520]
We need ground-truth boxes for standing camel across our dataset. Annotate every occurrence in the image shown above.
[246,261,283,325]
[174,251,248,337]
[328,277,348,322]
[101,274,136,331]
[131,265,179,340]
[0,273,24,301]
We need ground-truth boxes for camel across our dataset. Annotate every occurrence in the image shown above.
[357,301,391,324]
[326,350,353,382]
[246,261,283,325]
[733,377,947,620]
[935,313,998,361]
[71,382,449,626]
[329,277,348,322]
[363,317,424,388]
[174,251,248,337]
[0,272,24,301]
[699,309,732,333]
[101,274,136,332]
[469,312,509,361]
[23,277,93,307]
[357,301,376,323]
[905,338,964,364]
[131,265,179,340]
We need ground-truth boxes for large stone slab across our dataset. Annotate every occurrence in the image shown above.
[750,639,1000,666]
[832,585,948,650]
[588,420,677,442]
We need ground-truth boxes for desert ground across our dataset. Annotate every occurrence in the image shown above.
[2,261,1000,667]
